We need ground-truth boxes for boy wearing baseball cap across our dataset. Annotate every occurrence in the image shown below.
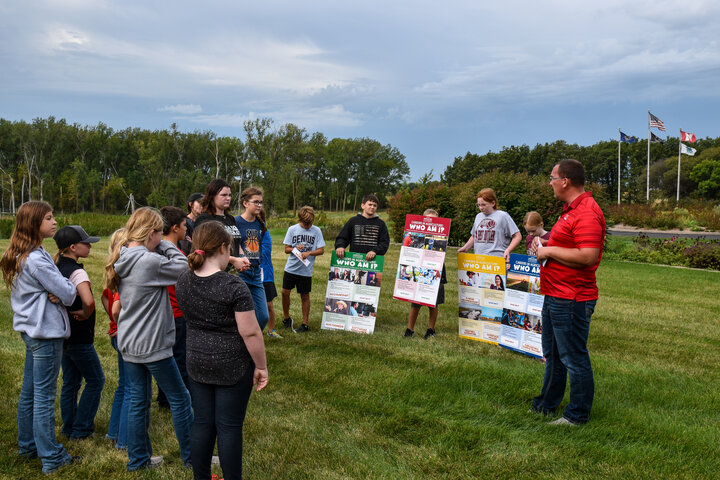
[53,225,104,440]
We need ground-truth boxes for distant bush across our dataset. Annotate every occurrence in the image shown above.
[0,212,129,239]
[612,233,720,270]
[684,243,720,270]
[267,211,347,242]
[606,201,720,231]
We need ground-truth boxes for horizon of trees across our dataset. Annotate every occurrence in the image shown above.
[1,116,719,217]
[0,117,410,214]
[440,138,720,202]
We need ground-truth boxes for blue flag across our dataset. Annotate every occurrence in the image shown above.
[620,131,636,144]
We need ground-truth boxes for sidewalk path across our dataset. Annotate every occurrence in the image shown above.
[608,224,720,240]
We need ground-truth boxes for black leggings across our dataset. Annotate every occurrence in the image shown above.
[189,367,254,480]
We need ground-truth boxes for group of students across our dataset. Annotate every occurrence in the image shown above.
[403,190,550,339]
[2,181,548,477]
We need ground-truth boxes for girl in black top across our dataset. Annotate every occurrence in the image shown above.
[194,178,250,273]
[176,221,268,480]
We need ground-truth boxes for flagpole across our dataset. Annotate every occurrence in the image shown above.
[647,111,651,202]
[677,128,682,203]
[618,128,622,204]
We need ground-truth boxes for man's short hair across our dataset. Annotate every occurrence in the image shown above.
[557,159,585,187]
[362,194,379,205]
[160,206,186,235]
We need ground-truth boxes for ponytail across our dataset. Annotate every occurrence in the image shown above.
[187,221,232,271]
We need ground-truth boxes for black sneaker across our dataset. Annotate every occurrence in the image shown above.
[403,328,414,337]
[283,317,294,330]
[296,323,310,333]
[423,328,436,339]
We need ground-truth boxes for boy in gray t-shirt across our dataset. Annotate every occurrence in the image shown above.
[281,206,325,332]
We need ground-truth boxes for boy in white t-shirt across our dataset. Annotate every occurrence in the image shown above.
[281,206,325,332]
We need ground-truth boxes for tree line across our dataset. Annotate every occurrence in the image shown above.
[2,116,719,217]
[440,138,720,201]
[0,117,410,214]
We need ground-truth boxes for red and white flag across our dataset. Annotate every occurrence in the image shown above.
[680,130,696,143]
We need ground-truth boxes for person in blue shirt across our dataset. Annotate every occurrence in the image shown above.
[258,209,282,338]
[281,206,325,332]
[235,187,269,331]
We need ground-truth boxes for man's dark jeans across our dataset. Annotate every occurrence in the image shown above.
[532,296,596,424]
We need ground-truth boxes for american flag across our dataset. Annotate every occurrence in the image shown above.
[649,112,666,132]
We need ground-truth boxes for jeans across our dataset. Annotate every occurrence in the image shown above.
[157,316,190,405]
[107,336,128,448]
[532,296,597,424]
[17,334,73,474]
[60,343,105,438]
[189,366,254,480]
[239,267,269,331]
[125,357,193,471]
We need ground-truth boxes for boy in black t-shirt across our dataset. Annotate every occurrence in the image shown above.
[334,194,390,261]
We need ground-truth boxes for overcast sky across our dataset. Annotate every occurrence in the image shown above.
[2,0,719,179]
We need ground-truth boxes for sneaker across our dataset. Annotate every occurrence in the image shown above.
[403,328,414,337]
[43,455,82,475]
[212,455,220,465]
[296,323,310,333]
[267,329,283,339]
[283,317,294,330]
[147,456,164,469]
[423,328,436,339]
[548,417,578,426]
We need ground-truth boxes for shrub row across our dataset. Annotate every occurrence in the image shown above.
[1,211,348,240]
[0,212,129,239]
[605,233,720,270]
[605,202,720,231]
[387,171,605,246]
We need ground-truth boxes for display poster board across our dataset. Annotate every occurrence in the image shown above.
[457,253,506,344]
[498,253,544,358]
[321,251,384,334]
[393,214,451,307]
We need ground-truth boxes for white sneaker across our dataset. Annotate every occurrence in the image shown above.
[548,417,577,426]
[147,456,163,469]
[211,455,220,465]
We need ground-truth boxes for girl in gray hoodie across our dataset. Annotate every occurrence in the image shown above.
[1,201,79,474]
[104,207,193,472]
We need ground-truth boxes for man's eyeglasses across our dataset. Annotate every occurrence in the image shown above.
[549,175,566,182]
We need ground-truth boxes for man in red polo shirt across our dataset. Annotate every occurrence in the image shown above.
[530,159,605,425]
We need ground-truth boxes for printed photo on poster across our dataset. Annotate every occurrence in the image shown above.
[393,214,451,308]
[322,251,384,335]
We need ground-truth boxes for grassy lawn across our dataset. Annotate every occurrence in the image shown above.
[1,236,719,479]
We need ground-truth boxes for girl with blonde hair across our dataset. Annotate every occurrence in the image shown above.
[102,228,128,450]
[105,207,193,471]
